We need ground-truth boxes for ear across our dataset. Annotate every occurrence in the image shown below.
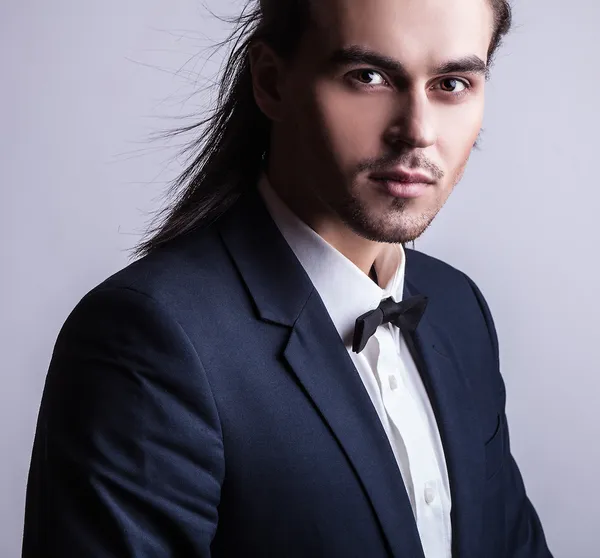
[249,41,287,122]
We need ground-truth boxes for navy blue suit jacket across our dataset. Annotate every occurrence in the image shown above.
[23,188,552,557]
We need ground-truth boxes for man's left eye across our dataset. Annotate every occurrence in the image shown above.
[439,78,468,93]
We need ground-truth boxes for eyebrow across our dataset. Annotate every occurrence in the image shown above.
[328,45,489,79]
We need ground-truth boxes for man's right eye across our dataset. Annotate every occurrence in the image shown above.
[349,69,389,87]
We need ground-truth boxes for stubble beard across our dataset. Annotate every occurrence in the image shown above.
[336,192,440,245]
[331,155,471,245]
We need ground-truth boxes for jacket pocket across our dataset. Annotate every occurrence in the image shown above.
[484,413,505,480]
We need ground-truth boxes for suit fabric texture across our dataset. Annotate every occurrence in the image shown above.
[23,188,552,557]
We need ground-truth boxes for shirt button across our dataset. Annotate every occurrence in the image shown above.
[388,375,398,391]
[424,486,436,505]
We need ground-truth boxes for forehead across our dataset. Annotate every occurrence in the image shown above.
[308,0,494,67]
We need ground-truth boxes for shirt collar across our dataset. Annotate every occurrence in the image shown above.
[258,174,406,347]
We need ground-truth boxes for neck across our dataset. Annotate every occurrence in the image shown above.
[313,221,384,279]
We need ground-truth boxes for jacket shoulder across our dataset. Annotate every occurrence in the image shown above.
[52,225,238,367]
[404,247,472,294]
[84,225,229,314]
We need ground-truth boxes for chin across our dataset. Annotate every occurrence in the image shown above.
[335,191,437,244]
[344,209,435,244]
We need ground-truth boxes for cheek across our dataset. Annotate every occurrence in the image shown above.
[436,103,483,178]
[306,83,390,166]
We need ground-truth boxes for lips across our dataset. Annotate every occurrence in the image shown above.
[370,169,435,185]
[372,179,430,199]
[369,168,434,199]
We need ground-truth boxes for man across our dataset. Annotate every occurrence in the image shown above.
[23,0,553,556]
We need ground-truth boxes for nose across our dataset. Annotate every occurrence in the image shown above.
[384,91,436,149]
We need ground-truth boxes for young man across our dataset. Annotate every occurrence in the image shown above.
[23,0,553,556]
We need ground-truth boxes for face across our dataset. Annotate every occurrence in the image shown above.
[267,0,494,244]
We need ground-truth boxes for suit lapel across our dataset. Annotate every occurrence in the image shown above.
[218,190,424,557]
[284,290,425,558]
[404,278,485,558]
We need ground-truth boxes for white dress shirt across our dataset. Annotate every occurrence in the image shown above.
[258,175,452,558]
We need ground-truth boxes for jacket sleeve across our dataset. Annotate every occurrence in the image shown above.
[22,286,224,557]
[463,274,553,558]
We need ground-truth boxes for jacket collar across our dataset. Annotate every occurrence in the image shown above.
[217,187,313,327]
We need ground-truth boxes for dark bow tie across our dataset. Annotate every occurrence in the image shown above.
[352,295,429,353]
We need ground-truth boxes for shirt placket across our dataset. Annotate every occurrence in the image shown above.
[374,325,449,558]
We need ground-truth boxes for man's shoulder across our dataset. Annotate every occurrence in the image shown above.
[404,247,493,330]
[405,247,498,357]
[404,247,471,293]
[87,225,230,312]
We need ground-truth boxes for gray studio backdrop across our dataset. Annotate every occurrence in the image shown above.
[2,1,598,556]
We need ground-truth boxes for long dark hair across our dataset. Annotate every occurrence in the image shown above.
[132,0,512,259]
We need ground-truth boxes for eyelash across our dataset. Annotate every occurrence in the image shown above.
[348,69,472,98]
